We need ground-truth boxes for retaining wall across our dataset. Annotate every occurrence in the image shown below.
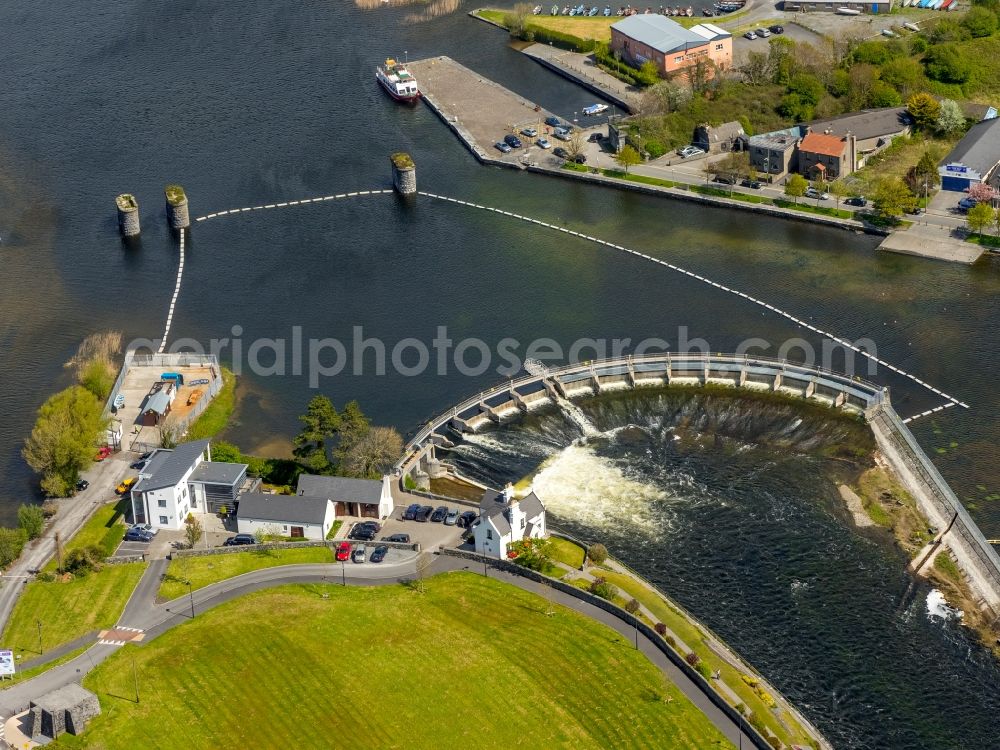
[170,538,419,559]
[440,548,776,750]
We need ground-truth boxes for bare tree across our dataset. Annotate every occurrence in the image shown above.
[343,426,403,479]
[565,129,586,159]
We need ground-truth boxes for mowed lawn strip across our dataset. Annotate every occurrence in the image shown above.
[158,546,334,601]
[43,499,131,574]
[2,563,146,658]
[62,573,732,750]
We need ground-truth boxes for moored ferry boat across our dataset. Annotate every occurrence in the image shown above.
[376,58,420,103]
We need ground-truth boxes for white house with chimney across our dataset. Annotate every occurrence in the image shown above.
[474,484,547,559]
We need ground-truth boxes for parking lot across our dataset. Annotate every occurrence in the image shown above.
[341,503,472,553]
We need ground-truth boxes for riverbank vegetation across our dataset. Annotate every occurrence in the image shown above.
[68,575,729,749]
[184,367,236,440]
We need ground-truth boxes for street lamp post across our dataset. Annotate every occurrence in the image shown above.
[36,620,42,655]
[186,580,195,619]
[341,560,346,586]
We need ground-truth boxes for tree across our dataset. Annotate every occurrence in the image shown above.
[209,441,243,463]
[993,206,1000,237]
[640,80,690,116]
[924,44,972,84]
[739,51,771,87]
[293,395,340,472]
[967,202,994,237]
[937,98,966,134]
[79,359,114,402]
[342,426,403,479]
[334,400,371,466]
[17,505,45,540]
[614,144,641,175]
[184,513,203,549]
[587,543,608,565]
[0,528,26,569]
[872,177,916,217]
[503,2,534,39]
[968,182,997,204]
[829,178,852,210]
[23,386,106,497]
[909,150,941,196]
[962,6,998,38]
[564,129,586,160]
[784,174,808,204]
[158,425,178,449]
[847,64,879,111]
[907,92,941,131]
[879,58,926,99]
[868,81,902,108]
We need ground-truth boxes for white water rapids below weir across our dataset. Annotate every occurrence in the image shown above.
[173,187,969,423]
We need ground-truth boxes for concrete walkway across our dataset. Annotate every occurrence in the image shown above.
[0,554,761,748]
[877,223,985,264]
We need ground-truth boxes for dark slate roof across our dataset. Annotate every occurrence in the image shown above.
[143,390,171,415]
[940,117,1000,174]
[296,475,381,503]
[237,493,331,525]
[806,107,911,142]
[612,15,705,55]
[132,440,210,493]
[480,490,512,536]
[519,492,545,520]
[747,126,804,151]
[189,462,247,486]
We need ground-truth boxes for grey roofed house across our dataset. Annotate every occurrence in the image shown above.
[296,475,382,502]
[189,462,246,485]
[237,492,331,525]
[132,439,210,493]
[940,117,1000,175]
[519,492,545,520]
[479,489,512,536]
[142,389,171,416]
[805,107,911,143]
[612,15,707,55]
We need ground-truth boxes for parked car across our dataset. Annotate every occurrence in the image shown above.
[132,523,159,537]
[678,145,704,159]
[402,502,421,521]
[805,187,830,200]
[415,505,433,522]
[75,479,89,492]
[714,174,737,185]
[544,116,562,127]
[536,137,552,149]
[352,545,367,563]
[335,541,352,561]
[348,523,377,541]
[223,533,256,546]
[769,24,784,33]
[124,526,153,543]
[370,545,389,563]
[757,28,771,37]
[94,446,112,461]
[494,141,512,154]
[743,30,757,40]
[552,127,572,141]
[741,178,762,189]
[130,459,148,470]
[907,205,926,215]
[115,477,137,495]
[504,134,523,148]
[444,509,459,526]
[383,533,411,543]
[958,196,977,211]
[553,146,570,159]
[520,127,538,138]
[846,196,867,207]
[570,153,587,164]
[587,132,603,143]
[457,510,478,528]
[430,506,449,523]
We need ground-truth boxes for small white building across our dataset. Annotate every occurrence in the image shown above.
[474,485,547,560]
[130,440,251,530]
[295,475,394,519]
[236,493,335,540]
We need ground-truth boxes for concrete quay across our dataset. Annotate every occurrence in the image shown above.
[520,43,640,114]
[877,223,985,264]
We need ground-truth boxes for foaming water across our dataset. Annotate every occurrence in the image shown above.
[441,388,1000,749]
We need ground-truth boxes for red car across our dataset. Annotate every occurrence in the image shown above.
[94,446,112,461]
[335,542,351,562]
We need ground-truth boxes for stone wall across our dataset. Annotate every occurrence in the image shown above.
[116,194,140,237]
[440,548,775,750]
[171,538,419,559]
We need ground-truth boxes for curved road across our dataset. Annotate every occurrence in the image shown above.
[0,554,759,749]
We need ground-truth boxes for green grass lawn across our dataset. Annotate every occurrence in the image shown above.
[158,546,334,601]
[184,367,236,440]
[43,499,130,573]
[2,563,146,659]
[60,573,731,750]
[549,536,586,569]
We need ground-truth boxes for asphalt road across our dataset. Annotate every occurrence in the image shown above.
[0,553,762,748]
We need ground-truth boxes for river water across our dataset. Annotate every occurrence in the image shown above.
[1,1,998,745]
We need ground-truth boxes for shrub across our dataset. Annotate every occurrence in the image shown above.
[664,634,677,648]
[654,622,667,636]
[962,6,997,37]
[695,661,713,679]
[644,140,667,159]
[587,576,617,601]
[41,501,58,518]
[587,543,608,565]
[17,504,45,540]
[624,598,641,614]
[924,44,972,84]
[0,528,27,568]
[61,545,103,575]
[685,652,701,667]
